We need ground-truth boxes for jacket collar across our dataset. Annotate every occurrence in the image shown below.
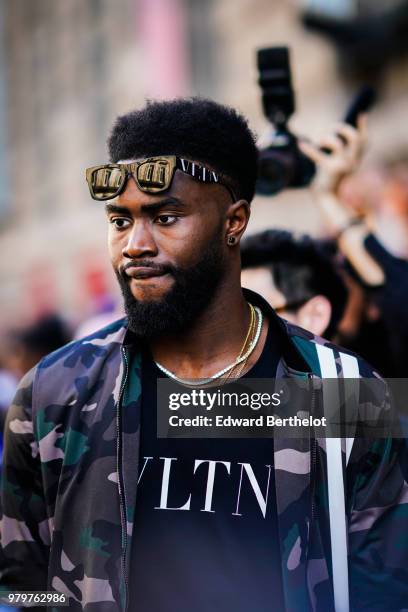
[241,287,312,373]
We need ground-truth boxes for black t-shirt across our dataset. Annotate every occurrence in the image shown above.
[129,316,285,612]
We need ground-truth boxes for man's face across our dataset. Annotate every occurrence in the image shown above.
[107,169,231,339]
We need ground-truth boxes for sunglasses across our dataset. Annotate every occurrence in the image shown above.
[85,155,236,202]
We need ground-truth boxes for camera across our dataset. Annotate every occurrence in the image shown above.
[256,46,315,196]
[255,46,376,196]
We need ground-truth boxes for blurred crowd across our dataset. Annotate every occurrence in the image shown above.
[242,115,408,380]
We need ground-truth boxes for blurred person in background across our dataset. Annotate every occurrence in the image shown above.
[241,229,348,340]
[0,315,71,473]
[1,97,407,612]
[7,314,72,380]
[339,156,408,260]
[0,358,18,452]
[301,115,408,377]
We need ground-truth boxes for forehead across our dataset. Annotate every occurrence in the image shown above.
[114,166,226,210]
[241,266,287,310]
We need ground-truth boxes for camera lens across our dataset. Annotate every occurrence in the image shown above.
[256,151,290,195]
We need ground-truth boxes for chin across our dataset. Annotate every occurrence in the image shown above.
[129,276,174,302]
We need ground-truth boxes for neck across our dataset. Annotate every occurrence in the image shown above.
[147,281,268,380]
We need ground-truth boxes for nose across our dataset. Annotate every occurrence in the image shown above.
[122,219,158,259]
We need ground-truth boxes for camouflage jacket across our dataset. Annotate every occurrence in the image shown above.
[1,289,407,612]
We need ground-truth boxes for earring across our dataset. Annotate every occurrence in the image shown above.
[227,235,237,245]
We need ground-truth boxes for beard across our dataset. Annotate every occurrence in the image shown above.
[115,230,227,340]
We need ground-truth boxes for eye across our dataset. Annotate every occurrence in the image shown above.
[109,217,131,230]
[156,214,177,226]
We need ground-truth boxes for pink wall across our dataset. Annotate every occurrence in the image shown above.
[136,0,190,98]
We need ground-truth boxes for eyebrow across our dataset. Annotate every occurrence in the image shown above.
[105,197,185,215]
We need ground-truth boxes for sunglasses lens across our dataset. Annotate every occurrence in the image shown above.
[89,166,124,200]
[136,159,172,192]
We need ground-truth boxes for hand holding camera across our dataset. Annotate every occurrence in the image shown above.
[299,114,368,194]
[255,45,375,197]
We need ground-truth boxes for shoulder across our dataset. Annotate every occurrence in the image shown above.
[282,319,381,379]
[282,321,391,438]
[38,316,128,371]
[17,317,130,423]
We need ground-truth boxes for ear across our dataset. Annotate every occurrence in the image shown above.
[225,199,250,244]
[296,295,332,337]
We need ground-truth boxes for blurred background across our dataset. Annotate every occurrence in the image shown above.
[1,0,408,388]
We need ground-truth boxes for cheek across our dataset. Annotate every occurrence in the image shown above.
[107,228,123,266]
[152,222,203,264]
[170,216,224,262]
[169,235,213,269]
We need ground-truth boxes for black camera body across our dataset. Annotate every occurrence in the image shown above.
[256,46,315,196]
[256,46,376,196]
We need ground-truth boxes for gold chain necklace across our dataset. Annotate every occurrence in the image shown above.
[155,302,261,387]
[223,305,258,382]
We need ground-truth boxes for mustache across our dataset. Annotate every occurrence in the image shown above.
[120,260,175,277]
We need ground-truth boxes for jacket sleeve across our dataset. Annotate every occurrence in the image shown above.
[0,365,50,591]
[347,377,408,612]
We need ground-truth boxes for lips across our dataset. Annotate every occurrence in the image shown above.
[124,266,168,280]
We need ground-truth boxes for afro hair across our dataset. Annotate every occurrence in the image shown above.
[107,97,259,203]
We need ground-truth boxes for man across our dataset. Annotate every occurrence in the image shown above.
[241,230,347,339]
[0,98,406,612]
